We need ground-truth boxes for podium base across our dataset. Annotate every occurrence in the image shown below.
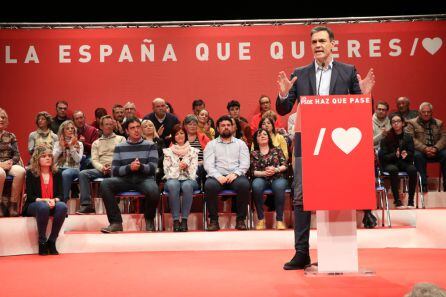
[304,263,375,277]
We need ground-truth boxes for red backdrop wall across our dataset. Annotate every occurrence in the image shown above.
[0,20,445,163]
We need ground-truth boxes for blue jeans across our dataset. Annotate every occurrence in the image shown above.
[79,169,106,206]
[60,167,80,202]
[164,179,199,220]
[28,201,67,243]
[252,177,288,221]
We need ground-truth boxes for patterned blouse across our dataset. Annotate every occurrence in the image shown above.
[163,146,199,181]
[0,130,21,165]
[250,147,287,181]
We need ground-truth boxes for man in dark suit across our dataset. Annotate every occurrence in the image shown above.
[276,26,376,270]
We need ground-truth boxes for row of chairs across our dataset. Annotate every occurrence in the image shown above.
[88,177,293,231]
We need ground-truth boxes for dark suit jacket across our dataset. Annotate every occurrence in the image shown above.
[23,169,63,216]
[276,61,362,116]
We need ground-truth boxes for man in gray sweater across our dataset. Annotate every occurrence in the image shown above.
[100,117,160,233]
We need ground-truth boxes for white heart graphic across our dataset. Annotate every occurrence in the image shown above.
[422,37,442,55]
[331,128,362,155]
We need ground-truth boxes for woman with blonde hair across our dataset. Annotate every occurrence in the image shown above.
[53,120,83,202]
[0,108,26,217]
[23,145,67,255]
[141,119,164,182]
[28,111,58,155]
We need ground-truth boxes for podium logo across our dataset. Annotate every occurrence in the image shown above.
[422,38,442,55]
[331,128,362,155]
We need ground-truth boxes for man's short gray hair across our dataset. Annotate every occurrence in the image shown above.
[419,102,433,112]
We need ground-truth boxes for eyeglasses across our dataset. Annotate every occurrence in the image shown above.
[391,119,402,124]
[376,108,388,111]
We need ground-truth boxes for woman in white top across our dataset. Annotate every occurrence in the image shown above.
[53,120,83,202]
[163,124,199,232]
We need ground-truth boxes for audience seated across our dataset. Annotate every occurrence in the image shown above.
[381,113,417,208]
[250,95,283,132]
[257,117,288,160]
[143,98,180,147]
[165,102,175,115]
[50,100,70,134]
[396,96,419,121]
[111,104,126,137]
[141,119,165,183]
[163,124,199,232]
[197,109,215,140]
[53,120,83,202]
[250,128,288,230]
[406,102,446,192]
[183,114,210,187]
[100,117,160,233]
[23,146,67,255]
[227,100,252,147]
[73,110,99,170]
[123,101,140,122]
[373,101,391,151]
[192,99,215,128]
[28,111,58,156]
[91,107,108,132]
[204,115,250,231]
[0,108,26,217]
[77,115,125,214]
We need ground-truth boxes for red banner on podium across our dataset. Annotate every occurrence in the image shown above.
[300,95,376,210]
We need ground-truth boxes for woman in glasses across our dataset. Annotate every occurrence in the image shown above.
[380,113,417,208]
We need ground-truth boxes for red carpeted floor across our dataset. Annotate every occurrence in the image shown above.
[2,248,445,297]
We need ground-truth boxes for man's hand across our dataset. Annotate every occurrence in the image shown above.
[358,68,375,95]
[277,71,297,98]
[217,176,227,185]
[130,158,141,171]
[78,135,86,142]
[226,173,238,183]
[102,164,111,175]
[381,127,388,137]
[396,148,400,158]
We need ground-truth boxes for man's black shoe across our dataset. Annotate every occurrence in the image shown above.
[76,205,95,215]
[207,220,220,231]
[283,252,311,270]
[101,223,123,233]
[362,211,377,229]
[235,219,247,230]
[145,218,156,232]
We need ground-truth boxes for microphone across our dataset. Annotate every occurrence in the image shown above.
[317,62,325,96]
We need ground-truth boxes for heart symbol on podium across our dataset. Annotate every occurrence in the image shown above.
[331,128,362,154]
[422,37,442,55]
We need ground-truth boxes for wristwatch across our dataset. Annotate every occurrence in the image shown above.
[274,167,280,173]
